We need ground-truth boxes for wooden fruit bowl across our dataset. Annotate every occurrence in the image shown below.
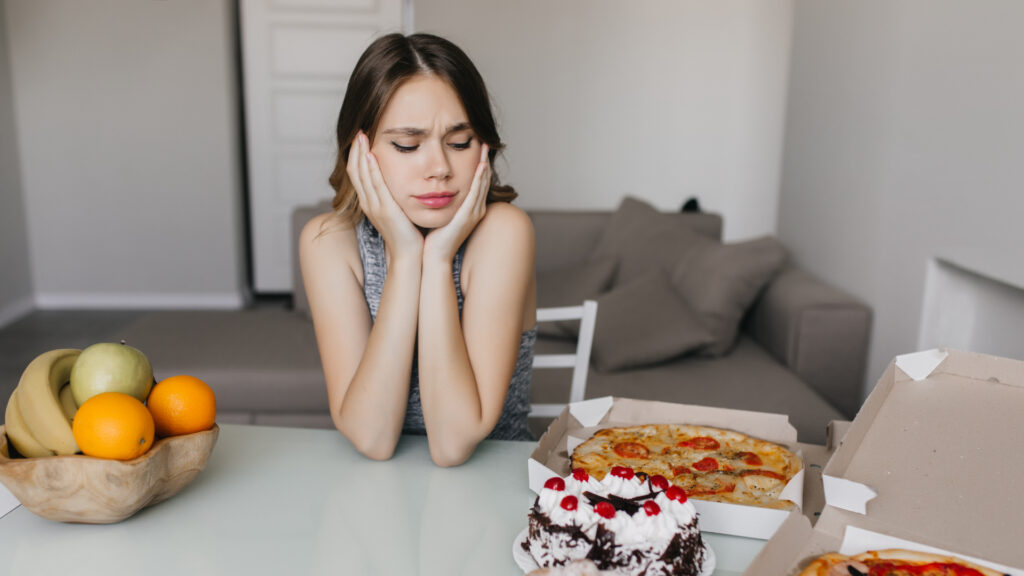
[0,423,218,524]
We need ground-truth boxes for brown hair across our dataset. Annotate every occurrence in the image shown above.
[327,33,516,228]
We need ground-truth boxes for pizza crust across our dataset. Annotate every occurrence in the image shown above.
[797,552,856,576]
[797,549,1009,576]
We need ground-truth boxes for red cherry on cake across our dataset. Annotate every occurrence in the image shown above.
[609,466,635,480]
[572,468,589,481]
[560,495,578,511]
[595,501,616,519]
[650,475,670,491]
[544,477,566,491]
[665,486,688,503]
[643,501,661,516]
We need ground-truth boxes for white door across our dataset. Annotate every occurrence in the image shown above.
[241,0,405,293]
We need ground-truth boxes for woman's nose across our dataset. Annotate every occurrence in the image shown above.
[425,142,452,180]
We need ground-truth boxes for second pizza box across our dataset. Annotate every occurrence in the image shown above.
[744,349,1024,575]
[527,396,834,540]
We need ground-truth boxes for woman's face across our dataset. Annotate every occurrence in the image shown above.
[369,74,482,230]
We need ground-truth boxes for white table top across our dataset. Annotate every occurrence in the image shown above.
[0,424,764,575]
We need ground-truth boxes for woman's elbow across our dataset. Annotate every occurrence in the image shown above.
[428,417,500,466]
[335,421,397,461]
[430,449,470,468]
[428,438,477,468]
[357,442,396,461]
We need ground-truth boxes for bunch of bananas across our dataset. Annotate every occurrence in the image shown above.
[5,349,82,457]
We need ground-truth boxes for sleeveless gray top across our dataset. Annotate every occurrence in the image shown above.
[356,219,535,441]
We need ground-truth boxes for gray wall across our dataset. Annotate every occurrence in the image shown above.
[778,1,1024,397]
[415,0,793,241]
[0,1,32,325]
[4,0,246,309]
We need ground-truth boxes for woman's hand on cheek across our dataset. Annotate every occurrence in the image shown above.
[348,131,423,261]
[423,143,490,263]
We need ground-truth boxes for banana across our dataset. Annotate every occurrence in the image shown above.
[58,383,78,422]
[4,388,55,458]
[15,349,81,455]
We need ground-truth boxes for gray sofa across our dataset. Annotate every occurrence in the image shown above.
[115,204,871,445]
[527,210,871,444]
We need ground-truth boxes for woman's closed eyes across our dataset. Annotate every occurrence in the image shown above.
[390,136,474,153]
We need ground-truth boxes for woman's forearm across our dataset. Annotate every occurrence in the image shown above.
[416,257,488,466]
[336,255,421,459]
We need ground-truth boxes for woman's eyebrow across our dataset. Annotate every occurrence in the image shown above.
[379,122,472,137]
[380,126,428,136]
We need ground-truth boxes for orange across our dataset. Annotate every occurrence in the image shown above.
[72,392,155,460]
[147,375,217,437]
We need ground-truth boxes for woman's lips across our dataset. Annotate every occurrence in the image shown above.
[414,192,455,208]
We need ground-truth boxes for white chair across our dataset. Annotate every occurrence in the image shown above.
[530,300,598,418]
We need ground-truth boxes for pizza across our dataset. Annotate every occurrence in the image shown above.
[570,423,802,509]
[798,549,1009,576]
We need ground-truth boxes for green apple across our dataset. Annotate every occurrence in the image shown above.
[69,342,154,406]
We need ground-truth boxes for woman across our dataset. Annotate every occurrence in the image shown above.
[299,33,536,467]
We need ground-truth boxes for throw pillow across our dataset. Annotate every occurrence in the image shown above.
[670,236,788,356]
[536,257,618,339]
[588,197,706,286]
[591,270,715,372]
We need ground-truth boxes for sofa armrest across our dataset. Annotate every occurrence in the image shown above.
[744,267,872,419]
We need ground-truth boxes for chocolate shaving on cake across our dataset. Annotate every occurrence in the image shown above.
[582,490,658,516]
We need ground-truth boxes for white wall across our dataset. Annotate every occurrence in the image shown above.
[779,1,1024,397]
[0,1,32,326]
[919,259,1024,362]
[4,0,246,308]
[2,1,792,312]
[414,0,793,241]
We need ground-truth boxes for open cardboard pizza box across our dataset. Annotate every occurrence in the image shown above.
[744,349,1024,575]
[527,396,835,540]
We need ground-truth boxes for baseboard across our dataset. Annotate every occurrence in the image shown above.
[0,296,35,328]
[34,291,246,310]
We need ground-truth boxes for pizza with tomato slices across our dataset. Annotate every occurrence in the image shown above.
[798,549,1009,576]
[569,424,802,509]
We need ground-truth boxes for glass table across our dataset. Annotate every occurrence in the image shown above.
[0,424,764,575]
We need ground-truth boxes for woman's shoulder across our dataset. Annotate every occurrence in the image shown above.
[301,212,358,246]
[472,202,534,242]
[464,202,535,271]
[299,212,362,269]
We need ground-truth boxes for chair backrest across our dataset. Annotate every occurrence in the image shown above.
[530,300,598,418]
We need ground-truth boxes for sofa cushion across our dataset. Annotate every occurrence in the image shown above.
[671,236,788,356]
[536,257,617,338]
[591,271,715,371]
[531,336,843,445]
[530,209,722,273]
[588,197,709,286]
[531,212,613,272]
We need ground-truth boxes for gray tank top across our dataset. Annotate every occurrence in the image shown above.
[356,218,535,441]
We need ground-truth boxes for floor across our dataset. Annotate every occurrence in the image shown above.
[0,307,555,438]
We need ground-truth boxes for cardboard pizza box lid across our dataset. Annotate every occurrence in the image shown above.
[745,348,1024,574]
[748,506,1024,576]
[527,396,817,540]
